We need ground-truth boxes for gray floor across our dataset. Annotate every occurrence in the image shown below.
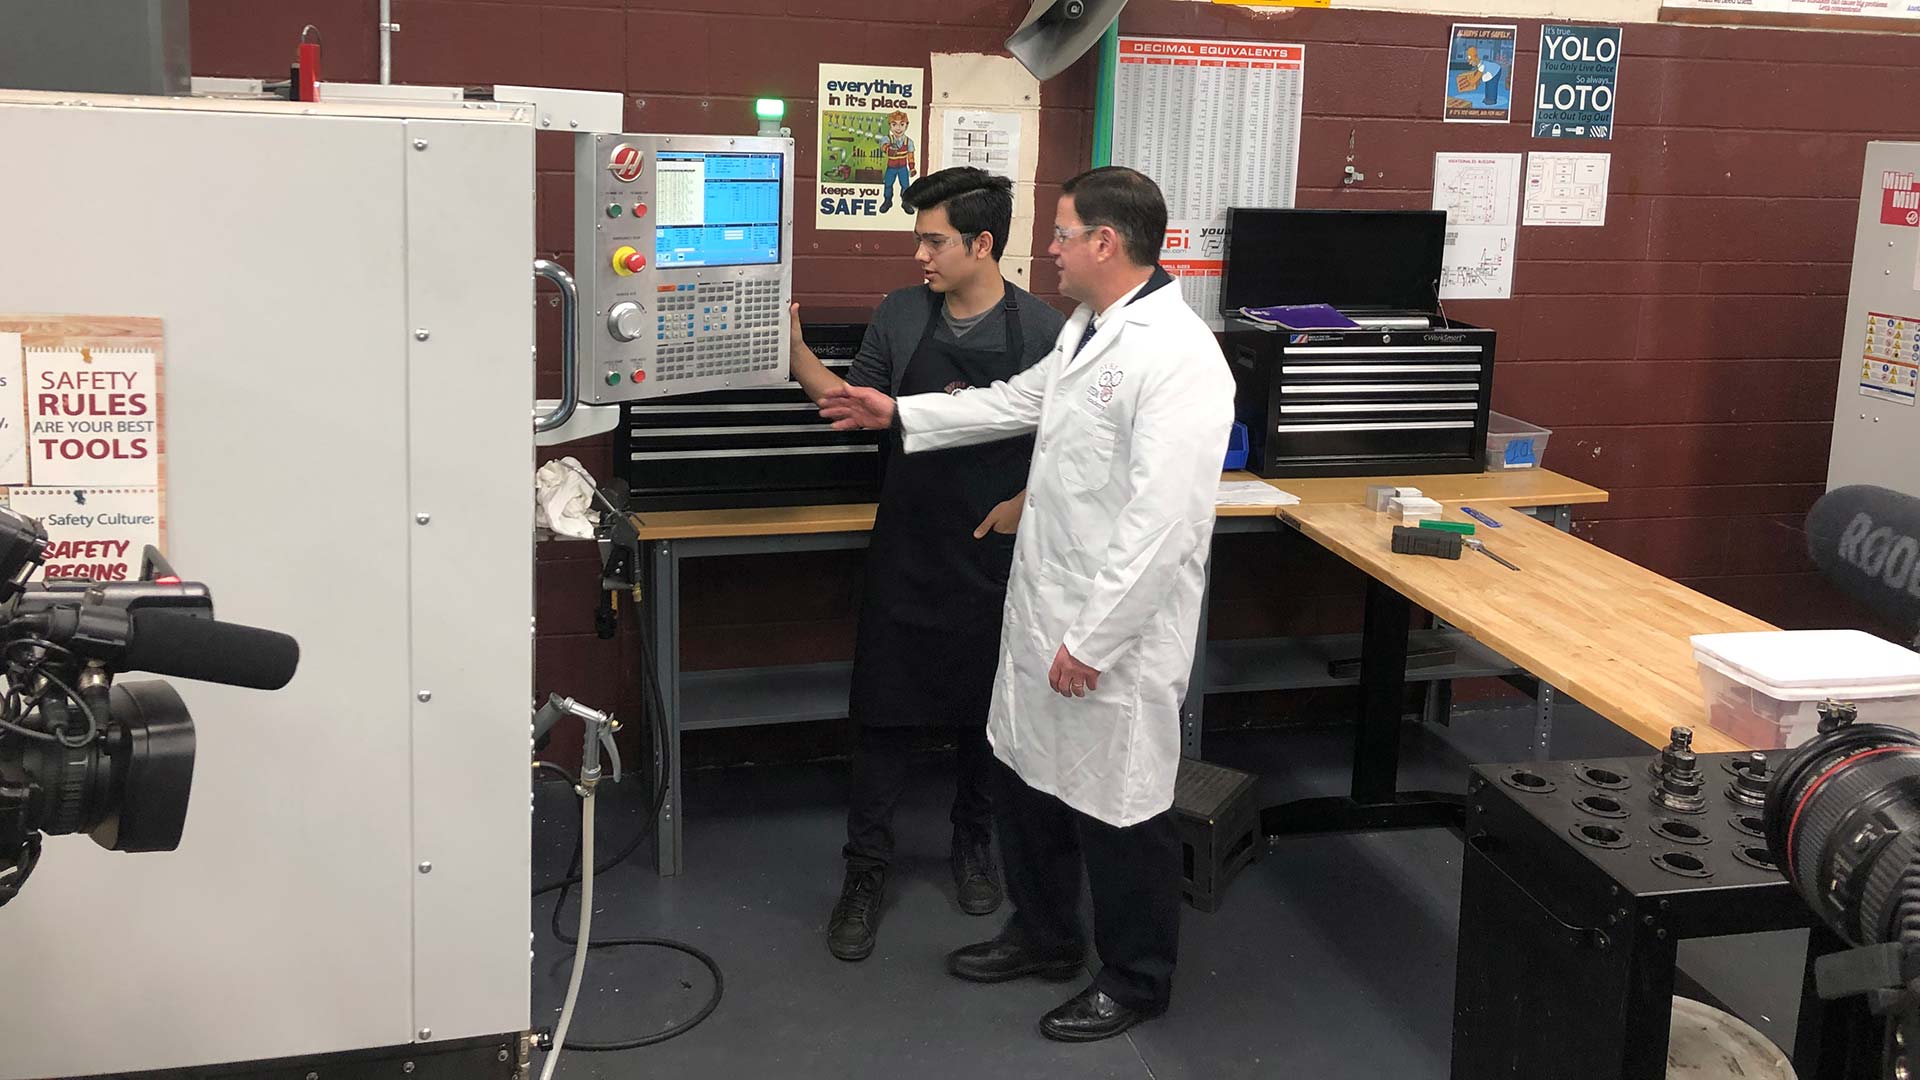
[529,701,1809,1078]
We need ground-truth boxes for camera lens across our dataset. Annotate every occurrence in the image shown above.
[1764,722,1920,947]
[1,682,194,854]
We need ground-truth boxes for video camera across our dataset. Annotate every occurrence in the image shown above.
[1764,703,1920,1080]
[0,505,298,908]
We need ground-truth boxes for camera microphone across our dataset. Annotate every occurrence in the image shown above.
[123,610,300,691]
[1806,485,1920,640]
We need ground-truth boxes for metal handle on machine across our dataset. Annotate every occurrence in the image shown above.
[533,259,579,434]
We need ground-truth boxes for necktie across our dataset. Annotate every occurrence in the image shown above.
[1072,317,1098,359]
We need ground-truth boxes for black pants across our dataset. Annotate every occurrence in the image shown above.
[844,724,995,871]
[993,758,1181,1013]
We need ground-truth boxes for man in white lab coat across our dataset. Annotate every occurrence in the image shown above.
[819,166,1234,1042]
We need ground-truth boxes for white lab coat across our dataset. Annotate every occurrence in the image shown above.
[896,277,1235,827]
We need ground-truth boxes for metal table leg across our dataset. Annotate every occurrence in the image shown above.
[1261,578,1464,835]
[648,539,683,877]
[1533,683,1556,761]
[1181,551,1213,760]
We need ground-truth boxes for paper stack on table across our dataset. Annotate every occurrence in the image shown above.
[1218,480,1301,507]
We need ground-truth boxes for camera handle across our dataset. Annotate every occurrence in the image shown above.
[0,829,39,907]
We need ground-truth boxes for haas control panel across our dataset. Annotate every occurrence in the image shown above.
[575,133,795,402]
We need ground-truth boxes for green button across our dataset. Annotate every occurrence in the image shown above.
[605,203,622,218]
[605,371,622,385]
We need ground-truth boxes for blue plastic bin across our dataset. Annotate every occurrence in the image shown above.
[1223,422,1249,471]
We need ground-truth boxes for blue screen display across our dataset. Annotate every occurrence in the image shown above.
[653,152,783,268]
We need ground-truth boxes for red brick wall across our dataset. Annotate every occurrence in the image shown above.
[189,1,1912,728]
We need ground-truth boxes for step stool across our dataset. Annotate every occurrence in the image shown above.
[1172,758,1262,913]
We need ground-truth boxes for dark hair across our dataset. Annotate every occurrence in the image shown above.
[903,167,1015,261]
[1061,166,1166,267]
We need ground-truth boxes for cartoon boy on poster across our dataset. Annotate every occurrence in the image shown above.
[878,110,917,213]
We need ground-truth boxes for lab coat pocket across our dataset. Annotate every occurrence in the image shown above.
[1056,412,1118,492]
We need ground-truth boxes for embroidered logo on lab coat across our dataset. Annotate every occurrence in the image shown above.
[1085,365,1125,409]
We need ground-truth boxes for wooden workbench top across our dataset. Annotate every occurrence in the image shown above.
[1280,501,1773,753]
[631,467,1608,540]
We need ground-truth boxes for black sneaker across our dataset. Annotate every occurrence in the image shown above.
[827,864,885,961]
[951,833,1003,916]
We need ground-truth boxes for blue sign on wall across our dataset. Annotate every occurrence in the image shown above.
[1533,24,1622,140]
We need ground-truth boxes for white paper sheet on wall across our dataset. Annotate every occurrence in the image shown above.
[25,346,161,487]
[0,332,26,487]
[6,486,163,584]
[1524,151,1611,227]
[1433,153,1522,299]
[939,110,1022,179]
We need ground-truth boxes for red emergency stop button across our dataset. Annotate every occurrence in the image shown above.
[611,245,647,276]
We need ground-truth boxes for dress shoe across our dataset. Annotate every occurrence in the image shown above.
[951,832,1003,916]
[1039,986,1161,1043]
[945,933,1082,983]
[826,864,885,961]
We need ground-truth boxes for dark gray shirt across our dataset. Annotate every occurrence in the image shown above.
[846,282,1066,395]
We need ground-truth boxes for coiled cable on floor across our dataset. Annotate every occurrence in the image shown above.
[531,584,722,1059]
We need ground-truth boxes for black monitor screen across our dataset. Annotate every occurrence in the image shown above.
[1218,209,1447,315]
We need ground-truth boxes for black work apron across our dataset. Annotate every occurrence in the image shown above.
[849,287,1032,728]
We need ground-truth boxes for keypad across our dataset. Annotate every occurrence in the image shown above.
[649,278,783,383]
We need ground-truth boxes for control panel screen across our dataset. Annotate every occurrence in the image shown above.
[653,152,783,268]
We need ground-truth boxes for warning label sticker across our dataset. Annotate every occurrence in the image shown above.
[1863,311,1920,406]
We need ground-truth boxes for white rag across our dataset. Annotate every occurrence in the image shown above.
[535,457,599,539]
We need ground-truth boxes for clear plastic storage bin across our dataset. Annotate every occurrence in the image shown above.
[1486,412,1552,470]
[1691,630,1920,749]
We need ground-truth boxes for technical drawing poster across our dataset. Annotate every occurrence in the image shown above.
[1524,151,1611,226]
[1445,24,1517,123]
[1433,153,1522,299]
[816,63,925,232]
[1111,36,1305,327]
[938,110,1021,179]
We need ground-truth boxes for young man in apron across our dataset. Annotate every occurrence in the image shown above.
[788,167,1065,961]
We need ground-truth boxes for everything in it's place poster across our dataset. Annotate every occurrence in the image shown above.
[816,63,925,232]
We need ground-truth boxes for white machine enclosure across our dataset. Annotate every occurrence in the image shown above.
[1831,141,1920,496]
[0,91,532,1077]
[574,132,795,402]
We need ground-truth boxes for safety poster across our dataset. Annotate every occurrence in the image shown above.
[1863,311,1920,406]
[0,315,167,583]
[816,63,926,232]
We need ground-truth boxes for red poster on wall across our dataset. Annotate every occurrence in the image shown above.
[1882,170,1920,227]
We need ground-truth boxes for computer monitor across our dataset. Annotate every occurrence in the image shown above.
[653,151,784,267]
[1218,209,1447,315]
